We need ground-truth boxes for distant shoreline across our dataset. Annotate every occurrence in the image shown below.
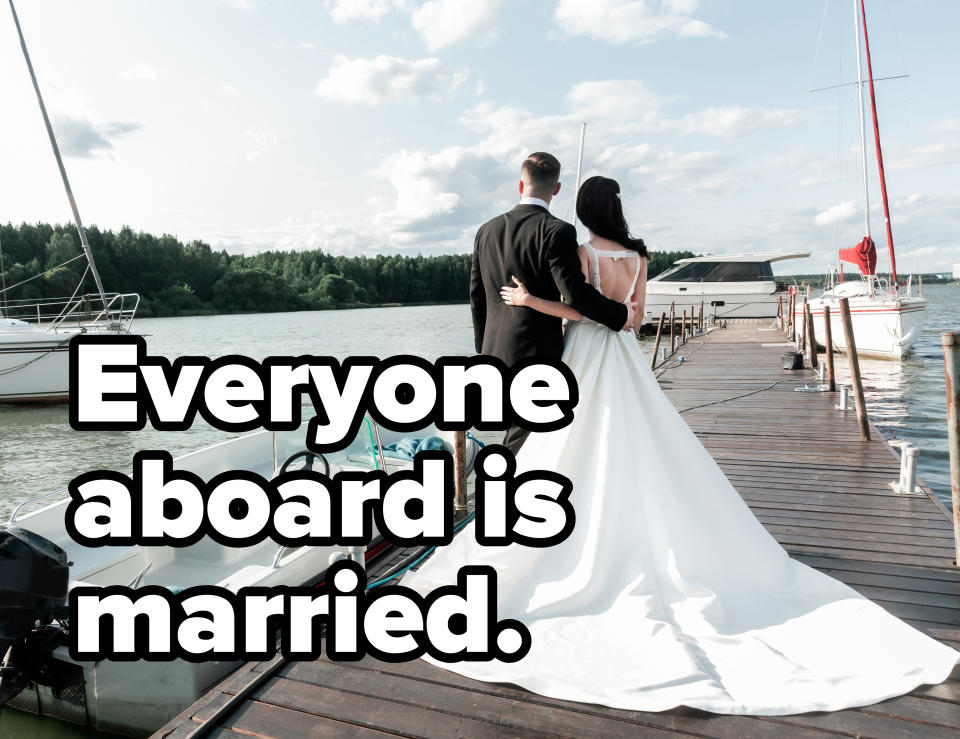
[133,299,471,319]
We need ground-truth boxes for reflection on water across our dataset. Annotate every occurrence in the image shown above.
[825,283,957,508]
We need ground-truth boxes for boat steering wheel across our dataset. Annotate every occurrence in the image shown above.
[278,449,330,476]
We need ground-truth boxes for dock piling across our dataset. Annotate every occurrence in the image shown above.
[453,430,468,519]
[698,301,704,332]
[682,309,688,344]
[799,297,808,353]
[823,305,836,392]
[942,331,960,564]
[669,301,675,354]
[788,293,796,341]
[839,297,870,441]
[651,312,665,370]
[805,302,818,370]
[778,294,784,331]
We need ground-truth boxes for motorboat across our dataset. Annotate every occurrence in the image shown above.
[643,251,809,325]
[0,417,480,735]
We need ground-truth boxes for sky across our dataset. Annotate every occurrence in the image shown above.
[1,0,959,275]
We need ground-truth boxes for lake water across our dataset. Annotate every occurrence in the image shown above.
[0,289,957,737]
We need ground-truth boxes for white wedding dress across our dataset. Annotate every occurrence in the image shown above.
[403,244,958,715]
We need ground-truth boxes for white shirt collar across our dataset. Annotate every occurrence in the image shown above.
[519,196,550,211]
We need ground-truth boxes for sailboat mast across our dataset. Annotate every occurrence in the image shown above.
[573,122,586,230]
[8,0,109,311]
[858,0,898,285]
[852,0,871,243]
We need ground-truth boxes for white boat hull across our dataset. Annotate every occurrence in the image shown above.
[645,285,784,325]
[6,424,478,736]
[795,292,926,361]
[0,330,74,402]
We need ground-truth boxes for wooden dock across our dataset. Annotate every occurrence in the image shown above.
[155,321,960,738]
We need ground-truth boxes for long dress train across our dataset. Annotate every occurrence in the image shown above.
[403,245,958,715]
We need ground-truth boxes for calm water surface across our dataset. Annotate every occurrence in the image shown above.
[1,292,958,518]
[0,291,958,737]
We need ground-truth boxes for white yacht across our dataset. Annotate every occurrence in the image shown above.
[800,0,926,362]
[643,251,809,325]
[0,295,139,402]
[0,1,139,402]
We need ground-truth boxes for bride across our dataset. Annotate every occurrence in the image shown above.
[403,176,958,715]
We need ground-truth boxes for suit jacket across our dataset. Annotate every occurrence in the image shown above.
[470,204,628,364]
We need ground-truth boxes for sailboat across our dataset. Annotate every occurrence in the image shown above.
[0,0,139,402]
[798,0,925,361]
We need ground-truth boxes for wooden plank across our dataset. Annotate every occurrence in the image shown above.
[284,655,842,739]
[224,675,557,738]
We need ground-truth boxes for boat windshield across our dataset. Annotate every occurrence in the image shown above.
[272,409,380,474]
[653,261,774,283]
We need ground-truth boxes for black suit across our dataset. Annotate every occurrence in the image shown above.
[470,203,628,453]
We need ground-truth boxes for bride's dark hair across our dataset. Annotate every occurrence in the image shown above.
[575,176,648,257]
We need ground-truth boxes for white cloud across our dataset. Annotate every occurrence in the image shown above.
[219,0,254,10]
[54,115,141,158]
[411,0,504,50]
[890,141,960,172]
[327,0,405,23]
[814,200,857,226]
[219,84,240,96]
[244,130,278,161]
[553,0,726,45]
[930,118,960,134]
[120,64,160,80]
[315,54,467,105]
[369,78,804,249]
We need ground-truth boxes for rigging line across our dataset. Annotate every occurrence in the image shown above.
[7,0,109,311]
[0,228,6,313]
[809,74,908,93]
[0,253,85,295]
[808,0,831,93]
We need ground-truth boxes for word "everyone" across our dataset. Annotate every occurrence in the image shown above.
[69,336,578,450]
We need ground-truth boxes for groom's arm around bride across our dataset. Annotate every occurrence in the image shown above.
[471,152,635,367]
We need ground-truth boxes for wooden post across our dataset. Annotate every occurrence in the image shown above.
[669,301,675,354]
[805,302,818,369]
[453,430,468,519]
[698,301,704,332]
[799,297,808,352]
[682,309,687,344]
[651,312,665,370]
[823,305,836,392]
[777,294,784,331]
[839,297,870,441]
[788,293,795,341]
[942,331,960,565]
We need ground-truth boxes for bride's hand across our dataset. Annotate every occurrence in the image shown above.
[500,276,530,307]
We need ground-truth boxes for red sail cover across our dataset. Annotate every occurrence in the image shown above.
[838,236,877,276]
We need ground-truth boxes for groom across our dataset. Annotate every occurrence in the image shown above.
[471,152,637,454]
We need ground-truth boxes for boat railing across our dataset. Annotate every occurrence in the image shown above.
[8,486,70,524]
[0,292,140,333]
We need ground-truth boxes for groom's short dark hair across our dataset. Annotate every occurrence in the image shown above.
[521,152,561,196]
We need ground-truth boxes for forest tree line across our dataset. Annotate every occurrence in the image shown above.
[0,223,695,317]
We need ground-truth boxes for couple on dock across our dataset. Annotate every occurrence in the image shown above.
[404,152,958,715]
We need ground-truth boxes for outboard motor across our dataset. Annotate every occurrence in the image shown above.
[0,527,71,709]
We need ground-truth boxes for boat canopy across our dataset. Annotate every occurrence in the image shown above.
[670,251,810,266]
